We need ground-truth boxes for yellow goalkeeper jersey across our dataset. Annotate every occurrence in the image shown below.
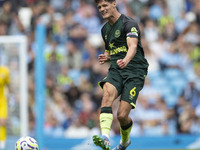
[0,66,10,118]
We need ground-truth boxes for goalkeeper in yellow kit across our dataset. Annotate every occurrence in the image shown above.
[0,66,10,150]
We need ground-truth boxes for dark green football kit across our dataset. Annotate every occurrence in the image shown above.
[99,14,149,108]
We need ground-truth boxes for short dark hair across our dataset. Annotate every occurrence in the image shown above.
[94,0,115,4]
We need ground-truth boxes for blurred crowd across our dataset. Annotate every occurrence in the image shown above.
[0,0,200,138]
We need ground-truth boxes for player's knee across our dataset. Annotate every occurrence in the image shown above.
[102,94,112,107]
[117,111,128,123]
[103,83,117,98]
[102,90,114,106]
[103,89,113,99]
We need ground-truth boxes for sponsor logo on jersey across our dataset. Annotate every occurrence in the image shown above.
[131,27,138,33]
[109,46,127,55]
[109,42,116,49]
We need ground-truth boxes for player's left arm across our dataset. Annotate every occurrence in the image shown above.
[117,38,138,69]
[117,18,139,69]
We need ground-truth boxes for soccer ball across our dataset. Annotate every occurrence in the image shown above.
[15,136,39,150]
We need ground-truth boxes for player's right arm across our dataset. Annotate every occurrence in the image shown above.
[98,51,110,64]
[100,24,110,64]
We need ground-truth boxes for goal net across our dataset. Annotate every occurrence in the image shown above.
[0,35,28,137]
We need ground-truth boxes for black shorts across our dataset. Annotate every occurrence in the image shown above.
[98,68,145,108]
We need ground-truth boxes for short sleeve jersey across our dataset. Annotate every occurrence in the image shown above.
[101,14,149,76]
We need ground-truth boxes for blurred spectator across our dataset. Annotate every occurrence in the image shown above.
[142,37,160,73]
[64,40,82,70]
[65,85,80,107]
[0,1,12,27]
[183,22,200,45]
[46,51,61,81]
[160,43,184,69]
[178,102,195,133]
[64,115,90,138]
[74,0,101,34]
[128,0,145,17]
[166,0,185,19]
[158,2,174,34]
[78,92,97,129]
[44,107,64,137]
[49,0,66,11]
[143,19,159,43]
[0,20,7,35]
[68,22,87,48]
[175,11,189,34]
[56,65,73,93]
[148,0,163,20]
[183,80,200,108]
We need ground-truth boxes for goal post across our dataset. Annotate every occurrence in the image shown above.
[0,35,28,137]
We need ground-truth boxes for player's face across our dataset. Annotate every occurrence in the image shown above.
[97,0,116,20]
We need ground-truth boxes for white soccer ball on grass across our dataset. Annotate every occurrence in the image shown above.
[15,136,39,150]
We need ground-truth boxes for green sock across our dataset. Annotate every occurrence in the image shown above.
[100,113,113,138]
[120,120,133,145]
